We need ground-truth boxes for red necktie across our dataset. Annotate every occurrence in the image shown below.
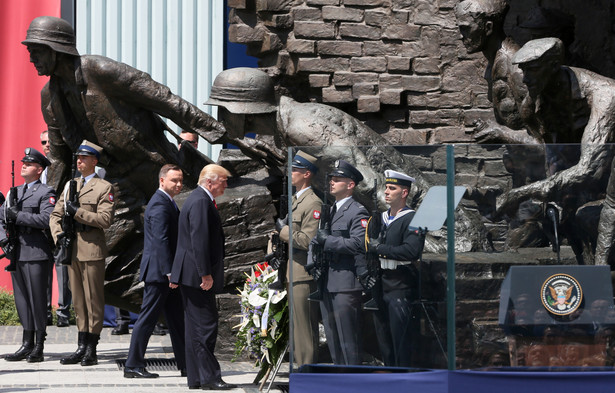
[213,200,218,209]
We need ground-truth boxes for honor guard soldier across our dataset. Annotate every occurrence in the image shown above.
[276,150,321,366]
[50,140,115,366]
[1,148,55,363]
[312,160,369,365]
[367,170,423,367]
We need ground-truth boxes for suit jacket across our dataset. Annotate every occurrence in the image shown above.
[50,175,115,261]
[279,188,321,282]
[140,189,179,283]
[321,197,368,293]
[0,181,55,261]
[171,187,225,293]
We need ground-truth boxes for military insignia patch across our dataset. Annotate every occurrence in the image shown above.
[541,273,583,316]
[108,193,114,202]
[313,210,321,219]
[361,219,368,228]
[49,196,56,205]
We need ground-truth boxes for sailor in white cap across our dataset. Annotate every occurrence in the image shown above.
[367,169,423,367]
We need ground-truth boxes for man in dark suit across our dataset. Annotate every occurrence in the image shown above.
[313,160,369,365]
[171,164,236,390]
[1,148,55,362]
[124,164,186,378]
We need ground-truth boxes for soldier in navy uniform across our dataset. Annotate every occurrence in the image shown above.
[367,170,423,367]
[313,160,368,365]
[1,148,55,363]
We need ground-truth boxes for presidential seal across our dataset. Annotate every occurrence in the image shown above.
[540,274,583,316]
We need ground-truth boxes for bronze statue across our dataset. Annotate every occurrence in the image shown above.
[596,157,615,267]
[455,0,541,144]
[203,67,487,253]
[496,38,615,216]
[22,16,224,306]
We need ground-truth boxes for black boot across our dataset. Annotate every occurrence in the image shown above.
[60,331,87,365]
[26,331,46,363]
[81,333,99,366]
[5,330,34,361]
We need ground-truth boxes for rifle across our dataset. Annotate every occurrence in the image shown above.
[267,173,289,291]
[53,154,78,266]
[1,161,19,271]
[306,184,330,302]
[362,180,381,311]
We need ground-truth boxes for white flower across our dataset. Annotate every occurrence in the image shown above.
[248,288,268,307]
[271,290,287,304]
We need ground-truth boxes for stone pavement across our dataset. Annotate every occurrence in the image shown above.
[0,325,288,392]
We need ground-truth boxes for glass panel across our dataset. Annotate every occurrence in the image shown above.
[287,145,452,373]
[455,143,615,371]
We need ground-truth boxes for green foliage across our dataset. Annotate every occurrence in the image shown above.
[0,289,76,326]
[0,290,20,325]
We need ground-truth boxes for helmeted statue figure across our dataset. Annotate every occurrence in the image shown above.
[22,16,224,305]
[497,38,615,215]
[203,67,487,253]
[492,38,615,265]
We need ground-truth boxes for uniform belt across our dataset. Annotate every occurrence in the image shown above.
[75,223,93,232]
[379,258,413,270]
[18,226,33,234]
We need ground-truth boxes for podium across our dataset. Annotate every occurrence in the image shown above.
[499,265,614,367]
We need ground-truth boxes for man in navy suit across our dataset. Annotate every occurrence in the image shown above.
[171,164,236,390]
[124,164,186,378]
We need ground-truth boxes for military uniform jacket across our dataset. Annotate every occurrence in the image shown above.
[378,209,423,290]
[50,175,115,261]
[280,187,321,283]
[378,210,422,261]
[0,181,55,261]
[322,197,368,293]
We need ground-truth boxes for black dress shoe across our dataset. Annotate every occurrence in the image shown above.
[151,324,167,336]
[180,368,187,377]
[188,384,201,390]
[201,380,237,390]
[57,317,70,327]
[111,324,129,335]
[123,367,159,379]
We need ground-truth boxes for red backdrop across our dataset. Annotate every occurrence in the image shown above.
[0,1,61,292]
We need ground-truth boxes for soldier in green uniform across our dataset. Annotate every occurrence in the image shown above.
[50,140,115,367]
[276,150,322,366]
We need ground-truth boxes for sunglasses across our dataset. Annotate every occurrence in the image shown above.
[41,141,48,145]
